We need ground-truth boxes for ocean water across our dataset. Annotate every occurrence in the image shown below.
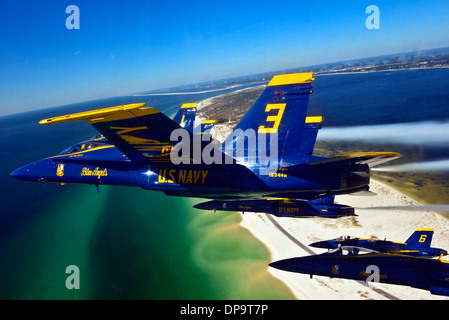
[310,68,449,126]
[311,69,449,170]
[1,68,449,299]
[0,84,291,300]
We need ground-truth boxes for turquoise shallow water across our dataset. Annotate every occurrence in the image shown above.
[0,84,292,300]
[2,69,449,299]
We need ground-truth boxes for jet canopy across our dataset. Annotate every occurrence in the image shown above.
[59,140,111,155]
[333,236,355,241]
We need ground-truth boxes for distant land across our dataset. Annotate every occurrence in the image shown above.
[195,68,449,208]
[242,46,449,82]
[141,47,449,94]
[309,46,449,75]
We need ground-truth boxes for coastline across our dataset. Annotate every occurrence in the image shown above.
[193,72,449,299]
[314,65,449,77]
[240,179,449,300]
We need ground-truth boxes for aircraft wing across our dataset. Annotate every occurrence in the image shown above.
[39,103,183,161]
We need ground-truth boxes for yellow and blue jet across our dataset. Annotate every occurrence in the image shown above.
[270,247,449,297]
[309,229,448,257]
[10,73,401,217]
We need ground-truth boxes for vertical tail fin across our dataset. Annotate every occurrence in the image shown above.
[405,229,434,248]
[173,103,197,133]
[196,120,215,134]
[300,116,323,156]
[222,73,316,160]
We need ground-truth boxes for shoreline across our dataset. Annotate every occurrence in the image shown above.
[193,72,449,299]
[314,65,449,77]
[132,84,243,96]
[135,66,449,97]
[240,179,449,300]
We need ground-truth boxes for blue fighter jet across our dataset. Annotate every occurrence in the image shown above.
[310,229,448,257]
[193,198,356,218]
[10,73,401,217]
[270,249,449,297]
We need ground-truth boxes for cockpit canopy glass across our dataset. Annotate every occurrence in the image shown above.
[59,141,110,155]
[333,236,353,241]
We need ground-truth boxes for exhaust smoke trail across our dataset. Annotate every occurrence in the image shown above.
[319,120,449,173]
[318,121,449,146]
[372,159,449,173]
[358,205,449,214]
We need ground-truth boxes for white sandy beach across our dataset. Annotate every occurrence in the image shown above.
[195,87,449,300]
[240,179,449,300]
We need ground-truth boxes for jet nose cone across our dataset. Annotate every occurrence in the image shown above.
[269,260,288,271]
[269,258,302,273]
[309,240,331,249]
[193,201,220,210]
[10,163,42,181]
[193,203,207,210]
[10,165,30,181]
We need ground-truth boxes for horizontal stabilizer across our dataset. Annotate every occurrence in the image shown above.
[349,190,377,196]
[307,152,402,168]
[286,152,402,177]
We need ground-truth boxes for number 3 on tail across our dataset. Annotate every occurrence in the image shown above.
[258,103,286,134]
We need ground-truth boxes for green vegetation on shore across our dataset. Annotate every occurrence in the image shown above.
[314,141,449,206]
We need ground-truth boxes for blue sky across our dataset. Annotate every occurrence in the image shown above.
[1,0,449,116]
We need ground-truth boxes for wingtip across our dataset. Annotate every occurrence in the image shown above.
[181,103,197,109]
[37,102,149,125]
[268,73,315,86]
